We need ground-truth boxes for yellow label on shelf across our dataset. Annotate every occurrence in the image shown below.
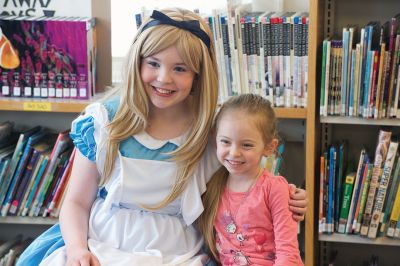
[23,102,52,111]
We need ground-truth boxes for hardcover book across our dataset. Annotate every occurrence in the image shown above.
[0,15,96,99]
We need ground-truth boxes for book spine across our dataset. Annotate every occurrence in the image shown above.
[360,130,392,235]
[353,44,361,116]
[8,149,40,215]
[319,155,325,233]
[375,43,386,118]
[345,150,366,233]
[368,51,379,118]
[338,173,356,233]
[352,158,370,232]
[392,34,400,117]
[368,141,399,238]
[341,29,349,115]
[46,149,75,216]
[0,135,24,209]
[348,49,356,116]
[335,142,345,230]
[17,154,45,216]
[327,146,336,233]
[32,157,61,216]
[21,156,48,216]
[362,50,373,118]
[380,154,400,233]
[355,163,373,233]
[0,140,33,216]
[324,40,331,116]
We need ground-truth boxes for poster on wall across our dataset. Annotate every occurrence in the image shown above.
[0,0,91,17]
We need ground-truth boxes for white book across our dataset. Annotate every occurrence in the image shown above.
[368,141,398,238]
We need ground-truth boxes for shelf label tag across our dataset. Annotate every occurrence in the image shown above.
[23,102,52,111]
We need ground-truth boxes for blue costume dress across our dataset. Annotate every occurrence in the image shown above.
[17,97,220,266]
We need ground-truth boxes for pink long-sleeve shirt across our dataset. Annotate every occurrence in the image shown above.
[214,170,303,266]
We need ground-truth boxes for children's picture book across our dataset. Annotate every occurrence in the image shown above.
[0,15,96,99]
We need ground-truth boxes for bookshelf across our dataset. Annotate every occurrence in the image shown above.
[317,0,400,264]
[0,0,111,248]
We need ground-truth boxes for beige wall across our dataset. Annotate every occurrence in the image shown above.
[92,0,112,92]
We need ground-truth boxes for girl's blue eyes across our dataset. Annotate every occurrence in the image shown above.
[147,61,159,68]
[146,60,187,72]
[174,66,186,72]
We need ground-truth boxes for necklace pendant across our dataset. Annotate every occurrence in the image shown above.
[226,221,237,234]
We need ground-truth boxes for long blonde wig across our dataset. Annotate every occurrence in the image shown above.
[197,94,278,261]
[100,8,218,210]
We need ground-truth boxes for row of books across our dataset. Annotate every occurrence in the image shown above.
[0,121,75,218]
[319,130,400,240]
[135,6,309,108]
[319,13,400,119]
[0,235,32,266]
[0,15,96,99]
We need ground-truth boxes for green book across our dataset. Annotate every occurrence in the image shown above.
[338,172,356,233]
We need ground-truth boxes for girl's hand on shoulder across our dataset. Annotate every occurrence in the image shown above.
[288,184,308,222]
[66,248,100,266]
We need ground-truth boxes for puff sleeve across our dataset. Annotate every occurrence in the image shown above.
[70,103,109,163]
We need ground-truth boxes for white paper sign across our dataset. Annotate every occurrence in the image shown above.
[1,0,91,17]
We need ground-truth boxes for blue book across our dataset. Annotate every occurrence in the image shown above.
[348,50,356,116]
[273,143,285,175]
[0,159,11,186]
[327,145,336,233]
[334,141,347,230]
[8,142,50,215]
[358,28,368,116]
[362,50,373,117]
[0,126,41,212]
[21,155,49,217]
[1,130,46,216]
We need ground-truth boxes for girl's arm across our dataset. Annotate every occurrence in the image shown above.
[269,179,304,266]
[59,150,100,266]
[288,184,308,221]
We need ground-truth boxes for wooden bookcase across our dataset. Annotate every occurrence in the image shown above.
[0,0,111,241]
[317,0,400,265]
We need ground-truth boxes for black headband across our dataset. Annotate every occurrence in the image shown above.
[140,10,211,50]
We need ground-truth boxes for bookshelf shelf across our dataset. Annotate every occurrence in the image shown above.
[274,108,307,119]
[319,234,400,247]
[0,94,104,113]
[320,116,400,126]
[0,216,57,225]
[317,0,400,264]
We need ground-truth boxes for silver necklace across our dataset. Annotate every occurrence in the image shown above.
[225,169,262,234]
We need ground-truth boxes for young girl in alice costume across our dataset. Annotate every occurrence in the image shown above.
[18,8,307,266]
[198,94,303,265]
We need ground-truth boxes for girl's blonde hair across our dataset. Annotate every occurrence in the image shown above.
[197,93,277,261]
[101,8,218,210]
